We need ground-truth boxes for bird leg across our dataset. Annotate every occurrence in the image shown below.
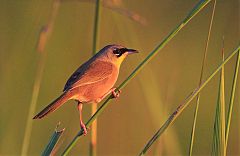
[77,102,87,135]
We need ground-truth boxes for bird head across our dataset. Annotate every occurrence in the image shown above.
[98,44,138,67]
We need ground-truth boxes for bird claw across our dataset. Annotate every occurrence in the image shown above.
[112,88,121,98]
[80,122,88,135]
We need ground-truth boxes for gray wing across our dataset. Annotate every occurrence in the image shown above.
[63,60,114,92]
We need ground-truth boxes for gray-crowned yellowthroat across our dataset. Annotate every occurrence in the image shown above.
[33,44,138,134]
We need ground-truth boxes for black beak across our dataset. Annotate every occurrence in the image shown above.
[126,48,138,54]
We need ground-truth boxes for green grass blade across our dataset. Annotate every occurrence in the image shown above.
[61,0,213,155]
[42,123,65,156]
[225,51,240,147]
[138,46,239,156]
[219,47,226,156]
[212,38,227,156]
[212,80,221,156]
[21,51,47,156]
[188,0,217,155]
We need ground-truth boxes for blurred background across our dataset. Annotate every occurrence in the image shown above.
[0,0,239,155]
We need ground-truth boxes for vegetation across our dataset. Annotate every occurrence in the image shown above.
[0,0,239,155]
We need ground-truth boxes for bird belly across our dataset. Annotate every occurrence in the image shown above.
[71,72,118,103]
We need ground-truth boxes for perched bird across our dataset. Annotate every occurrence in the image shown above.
[33,44,138,135]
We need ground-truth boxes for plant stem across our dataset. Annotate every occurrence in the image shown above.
[92,0,101,55]
[220,44,226,156]
[21,1,60,155]
[138,46,240,156]
[61,0,213,155]
[212,37,227,156]
[91,0,101,156]
[189,0,216,155]
[21,51,47,156]
[225,51,240,147]
[42,123,65,156]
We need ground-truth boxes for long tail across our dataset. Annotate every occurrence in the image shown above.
[33,91,72,119]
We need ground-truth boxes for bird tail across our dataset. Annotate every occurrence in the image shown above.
[33,91,72,119]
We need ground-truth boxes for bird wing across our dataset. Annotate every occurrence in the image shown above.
[63,60,114,91]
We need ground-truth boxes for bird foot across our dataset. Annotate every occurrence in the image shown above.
[80,122,88,135]
[112,88,121,98]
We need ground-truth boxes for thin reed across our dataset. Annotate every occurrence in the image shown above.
[21,1,60,155]
[212,39,226,156]
[90,0,101,156]
[225,51,240,147]
[42,123,65,156]
[189,0,217,155]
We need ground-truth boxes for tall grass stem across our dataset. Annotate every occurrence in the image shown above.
[212,42,226,156]
[42,123,65,156]
[225,51,240,147]
[90,0,101,156]
[21,0,60,155]
[189,0,216,155]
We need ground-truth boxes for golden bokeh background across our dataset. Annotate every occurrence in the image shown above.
[0,0,239,155]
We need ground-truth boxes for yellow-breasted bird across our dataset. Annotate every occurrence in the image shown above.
[33,44,138,134]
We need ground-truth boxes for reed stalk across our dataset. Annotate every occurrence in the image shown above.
[42,123,65,156]
[90,0,101,156]
[188,0,216,155]
[21,1,60,155]
[225,51,240,147]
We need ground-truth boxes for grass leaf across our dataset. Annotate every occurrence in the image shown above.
[212,37,227,156]
[225,51,240,147]
[188,0,217,155]
[42,123,65,156]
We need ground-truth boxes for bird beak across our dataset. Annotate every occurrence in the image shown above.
[126,48,139,55]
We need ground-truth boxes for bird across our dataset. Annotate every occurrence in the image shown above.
[33,44,138,135]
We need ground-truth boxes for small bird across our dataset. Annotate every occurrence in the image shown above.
[33,44,138,135]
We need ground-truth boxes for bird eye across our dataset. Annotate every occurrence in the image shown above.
[113,48,122,57]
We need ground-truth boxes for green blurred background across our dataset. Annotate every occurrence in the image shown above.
[0,0,239,155]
